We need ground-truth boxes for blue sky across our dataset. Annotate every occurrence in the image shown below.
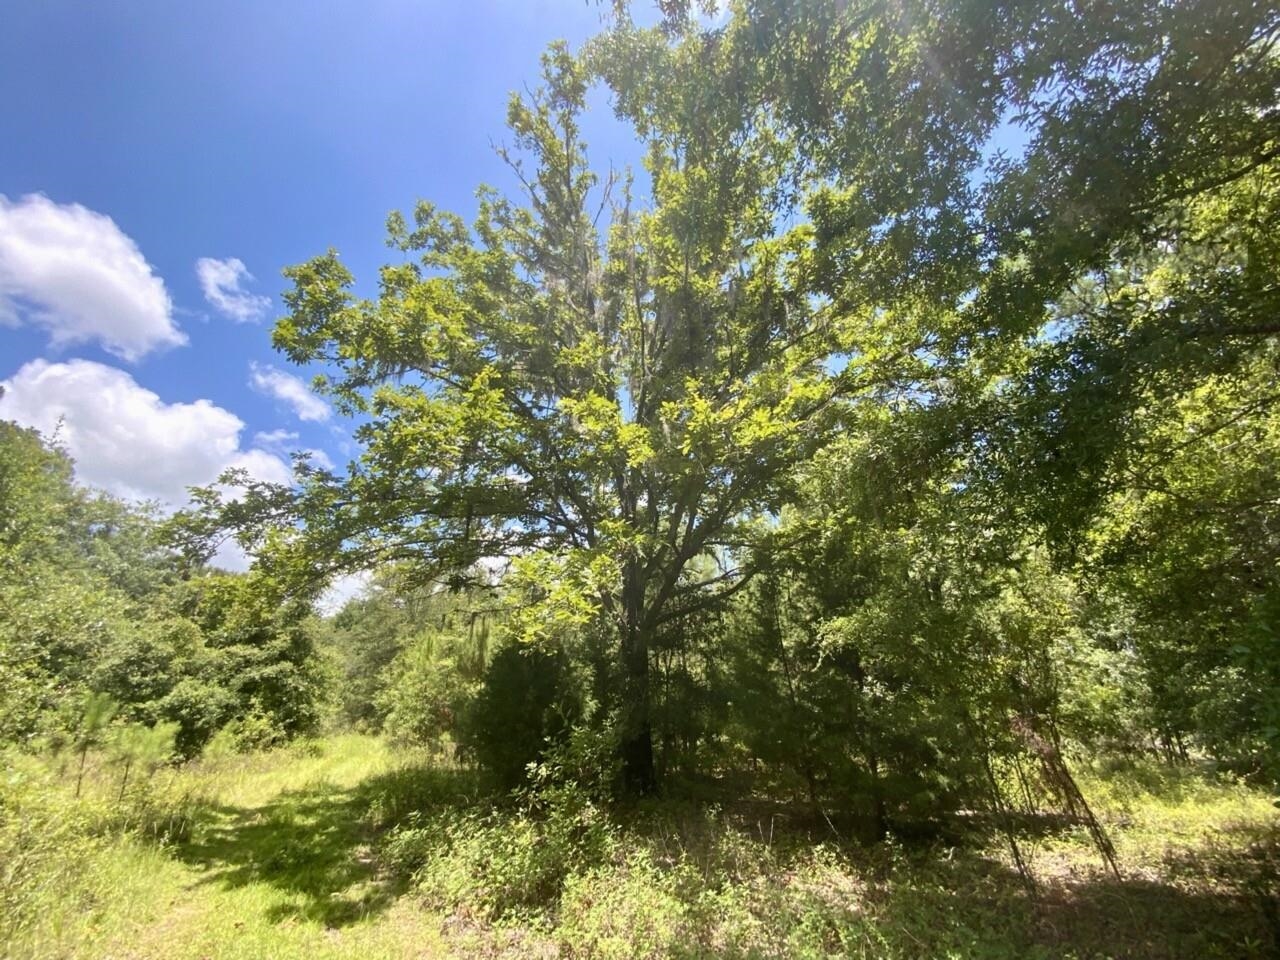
[0,1,643,548]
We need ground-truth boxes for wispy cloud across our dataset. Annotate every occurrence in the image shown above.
[196,256,272,323]
[248,361,331,422]
[253,427,334,470]
[253,428,299,449]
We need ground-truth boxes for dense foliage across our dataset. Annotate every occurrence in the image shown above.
[0,423,324,757]
[168,0,1277,808]
[2,3,1279,954]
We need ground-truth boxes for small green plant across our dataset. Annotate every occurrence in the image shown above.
[557,851,696,960]
[399,779,617,921]
[106,721,178,800]
[72,692,118,798]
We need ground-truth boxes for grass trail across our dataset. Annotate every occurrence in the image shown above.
[67,736,445,960]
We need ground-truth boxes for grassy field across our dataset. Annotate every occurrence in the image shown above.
[2,735,1277,959]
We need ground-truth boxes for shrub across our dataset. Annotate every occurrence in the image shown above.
[458,642,582,791]
[379,634,478,749]
[386,779,615,921]
[221,704,291,752]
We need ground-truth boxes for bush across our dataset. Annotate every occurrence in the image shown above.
[158,676,237,758]
[459,642,582,791]
[221,704,292,752]
[379,634,478,749]
[385,779,615,920]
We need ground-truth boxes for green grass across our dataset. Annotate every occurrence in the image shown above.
[2,738,1277,959]
[2,735,446,960]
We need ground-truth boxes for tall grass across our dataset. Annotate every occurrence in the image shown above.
[2,737,1277,959]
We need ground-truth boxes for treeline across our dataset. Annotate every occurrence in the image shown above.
[0,423,324,758]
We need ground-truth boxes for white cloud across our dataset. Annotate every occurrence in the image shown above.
[248,362,331,422]
[0,358,291,508]
[303,447,335,471]
[0,194,185,360]
[196,256,272,323]
[225,447,294,487]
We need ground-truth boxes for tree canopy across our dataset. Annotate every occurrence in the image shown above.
[175,0,1280,794]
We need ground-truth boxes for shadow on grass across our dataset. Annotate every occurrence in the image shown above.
[1027,874,1274,959]
[174,764,477,928]
[169,759,1278,955]
[622,797,1280,959]
[852,823,1280,960]
[681,844,1279,960]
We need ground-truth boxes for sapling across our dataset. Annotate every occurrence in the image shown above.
[72,692,118,798]
[108,721,179,801]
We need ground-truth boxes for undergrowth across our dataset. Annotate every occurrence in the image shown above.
[374,757,1280,959]
[2,739,1277,959]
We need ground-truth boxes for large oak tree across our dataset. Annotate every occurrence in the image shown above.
[191,0,1278,791]
[261,40,854,792]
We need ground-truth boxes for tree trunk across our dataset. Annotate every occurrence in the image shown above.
[621,712,656,796]
[620,563,656,796]
[620,631,656,795]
